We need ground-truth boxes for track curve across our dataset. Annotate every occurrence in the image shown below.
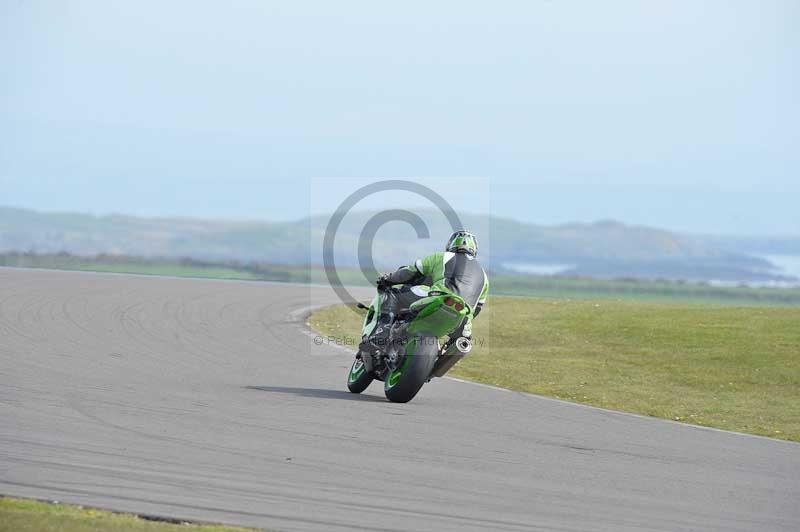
[0,268,798,532]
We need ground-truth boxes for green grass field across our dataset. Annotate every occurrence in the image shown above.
[0,497,256,532]
[308,297,800,441]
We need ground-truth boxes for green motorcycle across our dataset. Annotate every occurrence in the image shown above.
[347,286,474,403]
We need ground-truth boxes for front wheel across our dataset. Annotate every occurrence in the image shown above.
[384,334,438,403]
[347,354,374,393]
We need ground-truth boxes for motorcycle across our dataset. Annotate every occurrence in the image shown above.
[347,285,474,403]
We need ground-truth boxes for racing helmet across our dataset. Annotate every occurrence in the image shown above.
[446,230,478,257]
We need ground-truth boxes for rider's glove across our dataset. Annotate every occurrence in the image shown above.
[376,274,391,289]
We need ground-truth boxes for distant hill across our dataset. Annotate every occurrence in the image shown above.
[0,206,791,282]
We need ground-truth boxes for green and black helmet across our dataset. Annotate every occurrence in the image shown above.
[446,230,478,257]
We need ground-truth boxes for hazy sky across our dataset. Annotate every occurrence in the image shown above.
[2,1,798,234]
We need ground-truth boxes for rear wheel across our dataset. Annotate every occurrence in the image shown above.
[347,354,374,393]
[384,334,438,403]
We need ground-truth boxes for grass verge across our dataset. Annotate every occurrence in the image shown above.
[0,497,257,532]
[308,297,800,441]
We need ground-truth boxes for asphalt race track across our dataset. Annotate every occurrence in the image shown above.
[1,268,798,532]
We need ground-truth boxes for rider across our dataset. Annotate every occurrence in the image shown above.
[374,230,488,342]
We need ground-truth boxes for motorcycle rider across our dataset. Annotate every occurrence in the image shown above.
[373,230,488,344]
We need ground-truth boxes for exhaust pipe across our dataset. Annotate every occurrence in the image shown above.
[431,337,472,378]
[455,336,472,354]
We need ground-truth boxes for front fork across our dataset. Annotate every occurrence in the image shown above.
[359,315,406,379]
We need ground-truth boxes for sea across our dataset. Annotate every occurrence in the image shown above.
[503,255,800,289]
